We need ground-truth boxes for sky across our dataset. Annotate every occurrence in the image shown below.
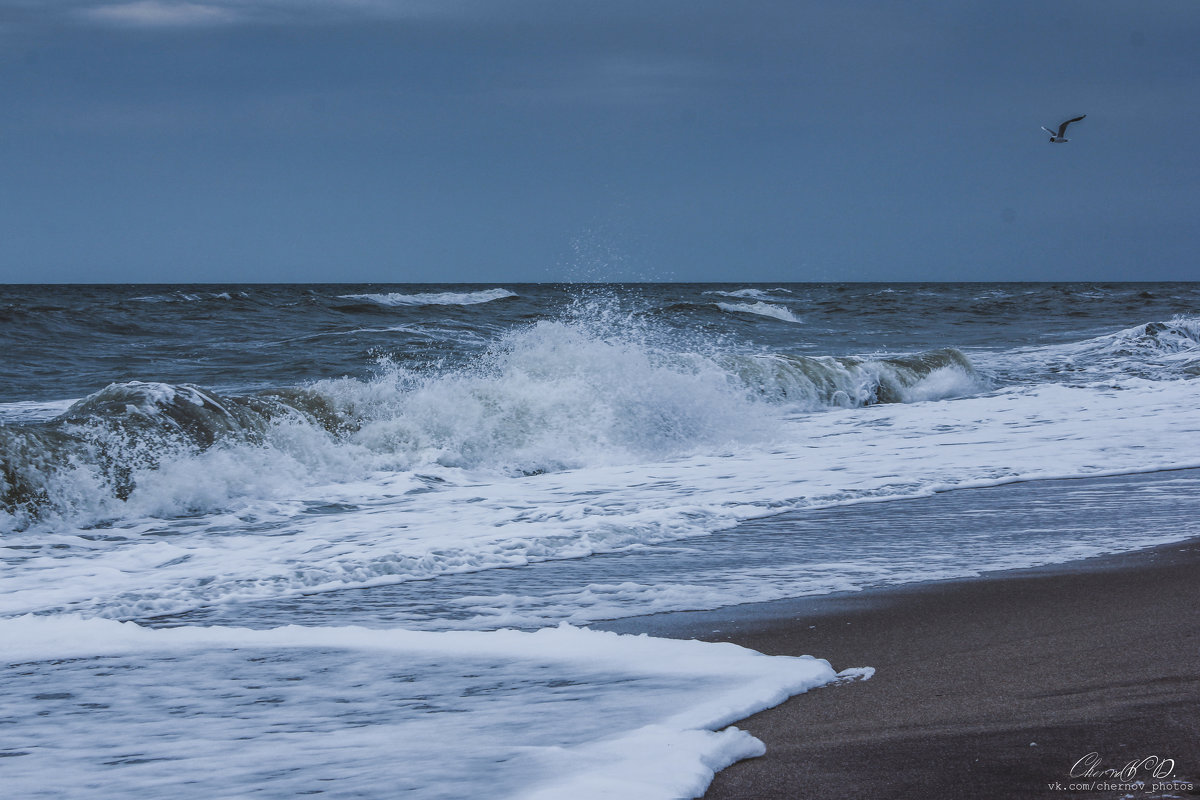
[0,0,1197,283]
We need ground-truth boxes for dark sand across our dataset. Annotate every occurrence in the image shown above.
[602,511,1200,798]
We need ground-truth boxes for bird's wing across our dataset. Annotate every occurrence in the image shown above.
[1041,127,1056,135]
[1058,115,1086,135]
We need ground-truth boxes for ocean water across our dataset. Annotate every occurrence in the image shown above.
[3,282,1200,798]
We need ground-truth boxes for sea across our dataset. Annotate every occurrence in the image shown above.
[3,282,1200,799]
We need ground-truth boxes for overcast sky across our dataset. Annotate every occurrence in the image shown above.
[1,0,1197,283]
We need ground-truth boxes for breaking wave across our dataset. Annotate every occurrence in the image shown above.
[0,382,343,529]
[724,347,983,407]
[1100,317,1200,358]
[0,313,985,531]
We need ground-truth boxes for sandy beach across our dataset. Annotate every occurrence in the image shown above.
[602,483,1200,799]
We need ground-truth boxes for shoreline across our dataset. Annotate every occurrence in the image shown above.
[599,531,1200,798]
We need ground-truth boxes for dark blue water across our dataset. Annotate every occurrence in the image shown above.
[2,282,1196,403]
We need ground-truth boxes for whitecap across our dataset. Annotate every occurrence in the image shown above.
[339,289,517,306]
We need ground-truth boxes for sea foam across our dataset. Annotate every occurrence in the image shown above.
[4,375,1200,621]
[0,616,844,800]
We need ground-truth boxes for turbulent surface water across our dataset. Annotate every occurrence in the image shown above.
[3,282,1200,798]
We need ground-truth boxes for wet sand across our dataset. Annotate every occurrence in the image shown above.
[600,495,1200,798]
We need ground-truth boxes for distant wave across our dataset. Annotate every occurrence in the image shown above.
[704,288,792,301]
[339,289,517,307]
[132,292,244,303]
[716,301,801,323]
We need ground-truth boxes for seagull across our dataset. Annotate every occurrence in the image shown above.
[1042,115,1086,143]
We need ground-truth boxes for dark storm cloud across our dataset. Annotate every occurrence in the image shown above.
[0,1,1197,282]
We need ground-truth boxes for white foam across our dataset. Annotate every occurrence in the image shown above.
[894,363,981,402]
[407,471,1200,631]
[340,288,517,306]
[4,376,1200,620]
[0,617,842,800]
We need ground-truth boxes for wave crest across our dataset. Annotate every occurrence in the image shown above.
[723,347,984,408]
[0,382,341,528]
[715,301,801,323]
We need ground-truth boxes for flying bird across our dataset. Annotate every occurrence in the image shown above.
[1042,115,1086,143]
